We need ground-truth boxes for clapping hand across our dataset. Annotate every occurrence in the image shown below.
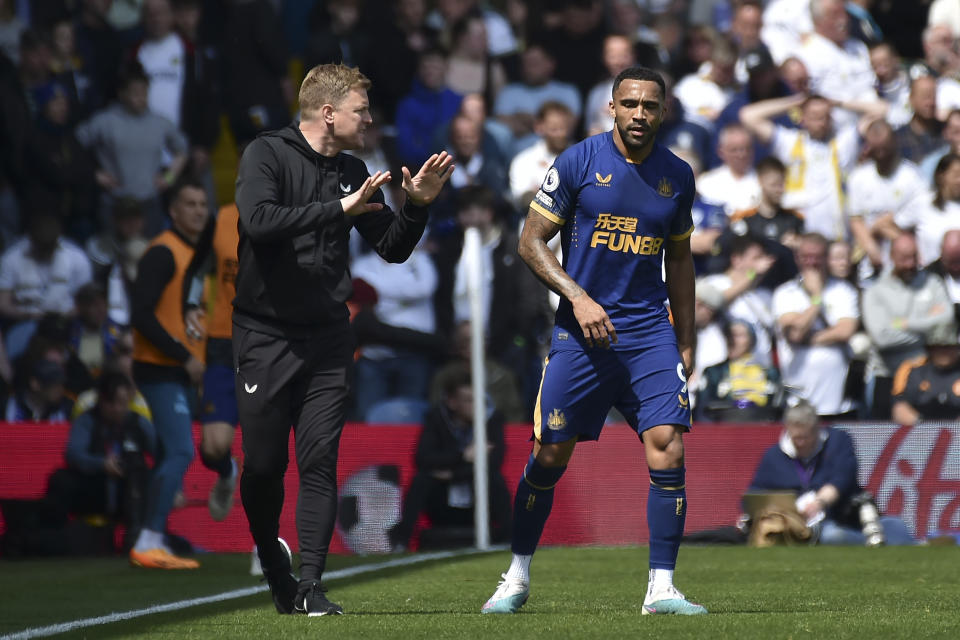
[402,152,455,206]
[341,170,392,217]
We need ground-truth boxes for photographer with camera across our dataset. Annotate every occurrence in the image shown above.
[746,400,915,546]
[45,370,155,552]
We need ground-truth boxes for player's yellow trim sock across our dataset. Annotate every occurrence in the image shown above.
[648,467,686,570]
[511,454,566,555]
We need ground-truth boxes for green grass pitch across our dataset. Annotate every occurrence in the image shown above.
[2,546,959,639]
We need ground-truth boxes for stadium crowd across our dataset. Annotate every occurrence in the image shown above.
[1,0,960,440]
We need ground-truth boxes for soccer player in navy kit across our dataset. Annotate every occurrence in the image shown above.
[482,67,706,615]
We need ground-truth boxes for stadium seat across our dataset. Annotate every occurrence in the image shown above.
[364,397,430,425]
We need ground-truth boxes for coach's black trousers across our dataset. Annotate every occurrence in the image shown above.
[234,322,353,584]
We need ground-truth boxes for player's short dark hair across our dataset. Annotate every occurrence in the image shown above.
[755,156,785,176]
[118,60,149,90]
[612,66,666,100]
[97,369,135,403]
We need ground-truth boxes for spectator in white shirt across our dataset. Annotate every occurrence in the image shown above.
[760,0,813,65]
[674,32,739,130]
[927,229,960,320]
[696,123,761,216]
[773,232,860,417]
[741,92,883,241]
[0,208,93,361]
[870,41,911,128]
[847,119,926,280]
[896,152,960,267]
[799,0,878,131]
[509,101,575,211]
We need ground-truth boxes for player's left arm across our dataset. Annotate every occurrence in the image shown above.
[665,234,696,376]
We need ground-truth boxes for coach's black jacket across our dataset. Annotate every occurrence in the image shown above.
[234,121,429,337]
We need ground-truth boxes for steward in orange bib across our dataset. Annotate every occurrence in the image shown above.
[128,178,210,570]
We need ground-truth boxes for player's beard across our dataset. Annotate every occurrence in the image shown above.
[617,120,659,154]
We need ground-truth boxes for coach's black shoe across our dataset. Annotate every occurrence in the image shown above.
[262,538,298,614]
[294,581,344,616]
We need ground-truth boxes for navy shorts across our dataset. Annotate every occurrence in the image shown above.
[533,342,691,443]
[201,339,238,426]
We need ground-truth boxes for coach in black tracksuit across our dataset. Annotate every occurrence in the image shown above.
[233,63,453,616]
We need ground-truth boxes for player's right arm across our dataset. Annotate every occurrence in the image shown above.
[518,208,616,348]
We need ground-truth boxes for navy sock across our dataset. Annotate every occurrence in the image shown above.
[648,467,686,570]
[511,454,566,555]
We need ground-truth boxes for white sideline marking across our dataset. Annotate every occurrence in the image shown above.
[2,548,492,639]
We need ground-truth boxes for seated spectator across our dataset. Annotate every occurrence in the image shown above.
[920,109,960,182]
[44,370,155,551]
[772,233,860,418]
[797,0,878,131]
[388,367,511,550]
[892,321,960,425]
[926,229,960,321]
[443,10,506,103]
[4,356,72,422]
[826,239,856,285]
[14,312,97,400]
[692,279,727,400]
[698,319,783,422]
[71,283,109,377]
[847,119,926,281]
[730,156,803,258]
[0,207,93,361]
[444,113,510,199]
[71,337,152,421]
[699,235,777,367]
[862,234,952,418]
[697,123,761,216]
[429,320,525,423]
[85,197,150,328]
[895,76,943,164]
[395,47,463,170]
[870,41,911,128]
[350,240,439,421]
[746,400,914,546]
[895,153,960,267]
[508,101,575,211]
[494,43,581,155]
[712,45,795,169]
[658,72,715,171]
[676,148,727,275]
[674,32,739,130]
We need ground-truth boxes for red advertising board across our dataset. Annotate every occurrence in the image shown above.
[1,421,957,554]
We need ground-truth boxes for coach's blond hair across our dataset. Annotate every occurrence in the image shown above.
[299,64,371,120]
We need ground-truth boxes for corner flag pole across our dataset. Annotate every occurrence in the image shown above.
[463,228,490,550]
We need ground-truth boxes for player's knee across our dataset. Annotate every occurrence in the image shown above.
[533,440,575,467]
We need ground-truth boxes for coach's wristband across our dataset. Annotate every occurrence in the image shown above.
[810,295,822,306]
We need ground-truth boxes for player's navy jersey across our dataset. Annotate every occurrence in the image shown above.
[530,132,695,349]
